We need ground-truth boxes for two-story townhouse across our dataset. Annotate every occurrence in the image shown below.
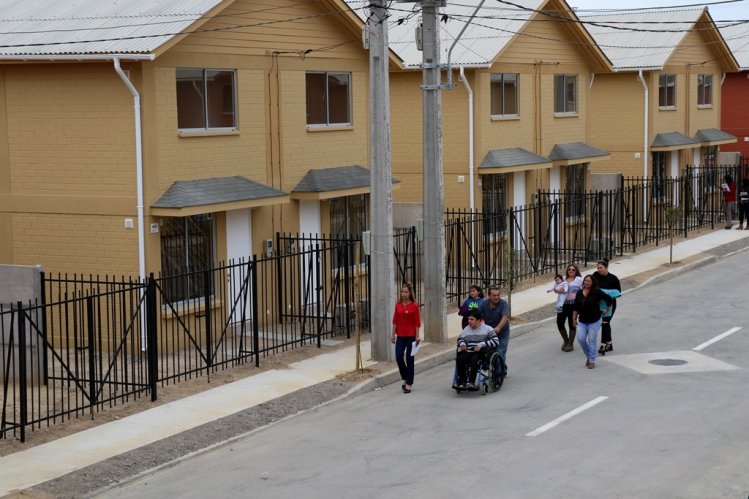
[348,0,611,223]
[719,22,749,162]
[583,8,738,189]
[0,0,385,291]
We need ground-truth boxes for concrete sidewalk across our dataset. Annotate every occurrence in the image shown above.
[1,228,748,497]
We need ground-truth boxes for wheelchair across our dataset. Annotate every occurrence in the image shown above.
[452,348,506,395]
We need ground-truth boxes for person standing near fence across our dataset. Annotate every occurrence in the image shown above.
[479,286,510,369]
[592,259,621,356]
[391,282,421,394]
[738,178,749,230]
[556,264,583,352]
[720,174,736,230]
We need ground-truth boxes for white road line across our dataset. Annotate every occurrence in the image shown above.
[526,396,608,437]
[693,327,742,351]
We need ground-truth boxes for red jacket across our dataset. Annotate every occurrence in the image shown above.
[723,181,736,203]
[392,301,421,337]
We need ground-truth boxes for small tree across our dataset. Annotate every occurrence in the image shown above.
[664,204,683,264]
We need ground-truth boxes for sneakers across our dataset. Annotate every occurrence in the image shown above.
[554,306,563,314]
[465,382,475,390]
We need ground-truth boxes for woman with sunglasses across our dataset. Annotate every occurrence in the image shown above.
[555,264,583,352]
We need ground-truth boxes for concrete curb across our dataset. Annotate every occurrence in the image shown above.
[345,245,749,399]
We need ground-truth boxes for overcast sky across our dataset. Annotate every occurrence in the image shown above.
[568,0,748,22]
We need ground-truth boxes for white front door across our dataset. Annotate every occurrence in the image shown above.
[226,209,253,324]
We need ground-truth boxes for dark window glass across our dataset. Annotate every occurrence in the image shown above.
[306,72,351,126]
[481,174,507,235]
[490,73,519,116]
[566,164,586,219]
[554,75,577,113]
[160,214,215,302]
[698,74,712,106]
[659,74,676,107]
[176,68,236,130]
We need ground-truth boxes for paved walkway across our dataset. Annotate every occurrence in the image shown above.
[1,228,748,497]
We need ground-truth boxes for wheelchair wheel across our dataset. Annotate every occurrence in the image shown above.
[482,383,489,396]
[488,352,504,391]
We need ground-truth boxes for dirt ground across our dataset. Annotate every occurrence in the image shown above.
[6,228,747,498]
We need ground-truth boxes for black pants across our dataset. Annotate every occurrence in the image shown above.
[456,349,484,384]
[600,300,617,344]
[739,203,749,225]
[556,302,576,338]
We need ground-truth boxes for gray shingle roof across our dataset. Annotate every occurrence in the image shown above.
[153,176,287,209]
[548,142,609,161]
[479,148,549,168]
[292,165,399,193]
[651,132,699,148]
[694,128,736,143]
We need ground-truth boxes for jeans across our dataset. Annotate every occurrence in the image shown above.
[395,336,415,385]
[496,329,509,361]
[577,319,602,364]
[456,350,483,384]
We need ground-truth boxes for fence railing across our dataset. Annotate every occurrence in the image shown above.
[3,164,744,441]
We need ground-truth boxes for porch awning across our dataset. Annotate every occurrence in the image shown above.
[548,142,610,166]
[651,132,699,151]
[478,148,552,174]
[151,176,289,217]
[291,165,400,200]
[694,128,737,146]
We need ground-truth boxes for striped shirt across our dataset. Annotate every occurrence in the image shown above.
[456,323,499,352]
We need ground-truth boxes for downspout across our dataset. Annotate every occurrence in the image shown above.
[459,66,476,264]
[638,70,649,218]
[459,67,474,214]
[113,58,146,286]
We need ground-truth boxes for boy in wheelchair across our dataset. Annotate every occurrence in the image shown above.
[453,309,499,390]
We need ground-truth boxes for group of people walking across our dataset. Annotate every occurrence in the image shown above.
[391,259,620,392]
[553,260,621,369]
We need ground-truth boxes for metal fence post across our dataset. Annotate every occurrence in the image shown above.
[204,269,212,371]
[86,296,97,407]
[146,275,158,402]
[251,256,260,368]
[16,302,27,442]
[343,239,351,339]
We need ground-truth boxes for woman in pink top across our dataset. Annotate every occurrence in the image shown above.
[391,283,421,393]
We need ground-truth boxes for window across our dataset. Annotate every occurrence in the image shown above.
[160,214,215,303]
[554,75,577,114]
[565,164,586,219]
[659,74,676,108]
[652,152,668,201]
[330,194,368,268]
[697,74,713,106]
[176,68,236,130]
[306,72,351,126]
[481,174,507,235]
[490,73,519,116]
[330,194,368,239]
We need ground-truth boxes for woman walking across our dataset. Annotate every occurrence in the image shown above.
[592,258,621,355]
[556,264,583,352]
[572,275,613,369]
[391,283,421,393]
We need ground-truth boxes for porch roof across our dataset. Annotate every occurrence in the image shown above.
[151,176,289,217]
[478,148,552,174]
[548,142,610,166]
[651,131,700,151]
[694,128,737,147]
[291,165,400,200]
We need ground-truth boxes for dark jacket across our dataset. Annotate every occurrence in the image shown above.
[574,288,613,324]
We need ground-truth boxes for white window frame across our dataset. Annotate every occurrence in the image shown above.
[176,68,237,132]
[697,74,713,107]
[306,72,352,127]
[490,73,519,117]
[554,74,577,115]
[659,73,677,109]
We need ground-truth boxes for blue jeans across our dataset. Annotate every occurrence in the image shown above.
[395,336,415,385]
[576,319,602,364]
[496,329,509,361]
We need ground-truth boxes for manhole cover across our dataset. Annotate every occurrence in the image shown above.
[648,358,688,366]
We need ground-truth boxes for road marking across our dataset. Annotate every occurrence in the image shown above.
[526,396,608,437]
[693,327,742,351]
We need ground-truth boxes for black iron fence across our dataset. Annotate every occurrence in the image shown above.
[3,164,745,441]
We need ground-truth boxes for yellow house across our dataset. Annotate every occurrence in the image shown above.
[583,8,739,182]
[362,0,612,217]
[0,0,385,284]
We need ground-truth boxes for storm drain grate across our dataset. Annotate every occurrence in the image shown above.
[648,358,688,366]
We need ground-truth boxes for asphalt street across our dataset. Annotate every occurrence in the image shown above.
[96,251,749,499]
